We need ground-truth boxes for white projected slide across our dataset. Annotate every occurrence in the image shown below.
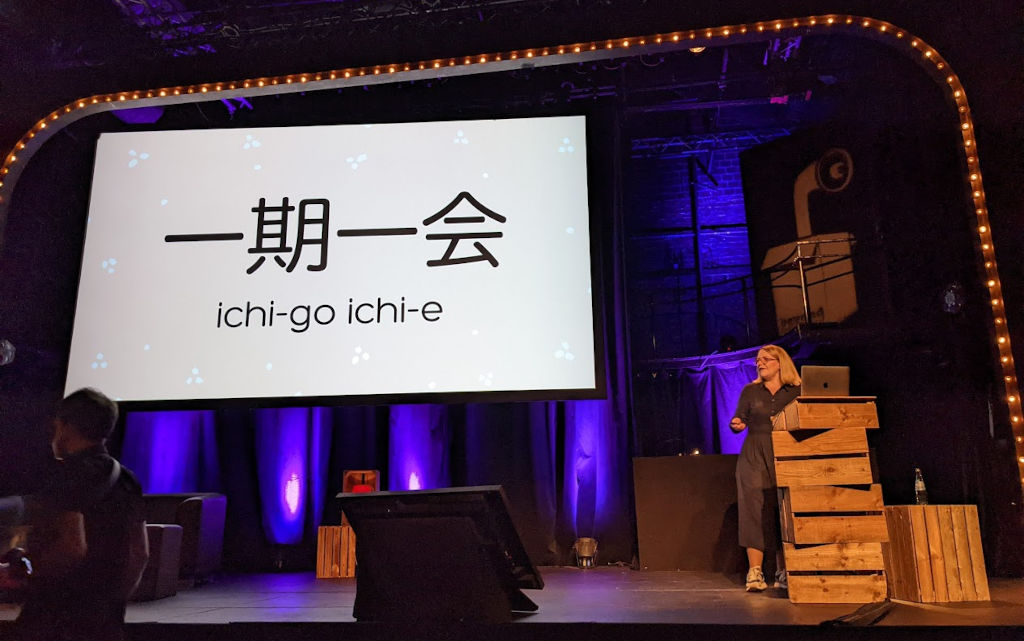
[65,115,599,403]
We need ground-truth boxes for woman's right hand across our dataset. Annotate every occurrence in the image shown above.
[729,417,746,432]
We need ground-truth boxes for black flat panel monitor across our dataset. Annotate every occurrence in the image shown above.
[337,485,543,622]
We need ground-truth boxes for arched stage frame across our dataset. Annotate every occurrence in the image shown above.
[1,13,1021,492]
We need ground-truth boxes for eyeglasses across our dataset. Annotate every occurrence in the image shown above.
[754,356,778,364]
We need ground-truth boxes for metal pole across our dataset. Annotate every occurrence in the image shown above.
[688,158,707,352]
[797,248,811,324]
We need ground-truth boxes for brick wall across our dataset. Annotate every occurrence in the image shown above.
[625,147,759,358]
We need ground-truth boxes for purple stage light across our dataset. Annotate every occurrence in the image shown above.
[255,408,310,545]
[122,410,217,492]
[285,472,302,515]
[111,106,165,125]
[388,405,449,491]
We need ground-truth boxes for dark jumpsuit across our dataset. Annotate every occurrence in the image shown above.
[732,382,799,551]
[14,444,144,641]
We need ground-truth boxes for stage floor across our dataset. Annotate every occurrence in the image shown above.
[3,567,1023,639]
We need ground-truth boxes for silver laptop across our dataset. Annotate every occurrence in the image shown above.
[800,365,850,396]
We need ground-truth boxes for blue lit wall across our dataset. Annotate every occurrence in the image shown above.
[625,146,771,359]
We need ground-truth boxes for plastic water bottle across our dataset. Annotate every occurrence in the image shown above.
[914,467,929,505]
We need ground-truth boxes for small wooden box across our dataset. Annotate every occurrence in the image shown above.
[341,470,380,526]
[316,525,356,578]
[882,505,990,602]
[773,397,879,431]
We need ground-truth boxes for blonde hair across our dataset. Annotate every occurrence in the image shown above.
[753,344,801,387]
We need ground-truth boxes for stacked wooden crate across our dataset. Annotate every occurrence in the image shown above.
[772,396,889,603]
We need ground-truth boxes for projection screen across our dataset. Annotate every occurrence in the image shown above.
[64,115,601,404]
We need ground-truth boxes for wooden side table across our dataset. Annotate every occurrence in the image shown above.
[882,504,990,602]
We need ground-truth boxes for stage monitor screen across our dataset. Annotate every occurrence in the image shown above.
[64,115,601,405]
[337,485,542,621]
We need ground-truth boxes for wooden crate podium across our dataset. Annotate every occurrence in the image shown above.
[772,396,888,603]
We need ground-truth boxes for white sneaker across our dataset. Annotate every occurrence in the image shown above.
[774,569,788,590]
[745,566,767,592]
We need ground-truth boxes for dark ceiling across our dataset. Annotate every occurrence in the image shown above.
[1,1,1019,133]
[0,2,1021,240]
